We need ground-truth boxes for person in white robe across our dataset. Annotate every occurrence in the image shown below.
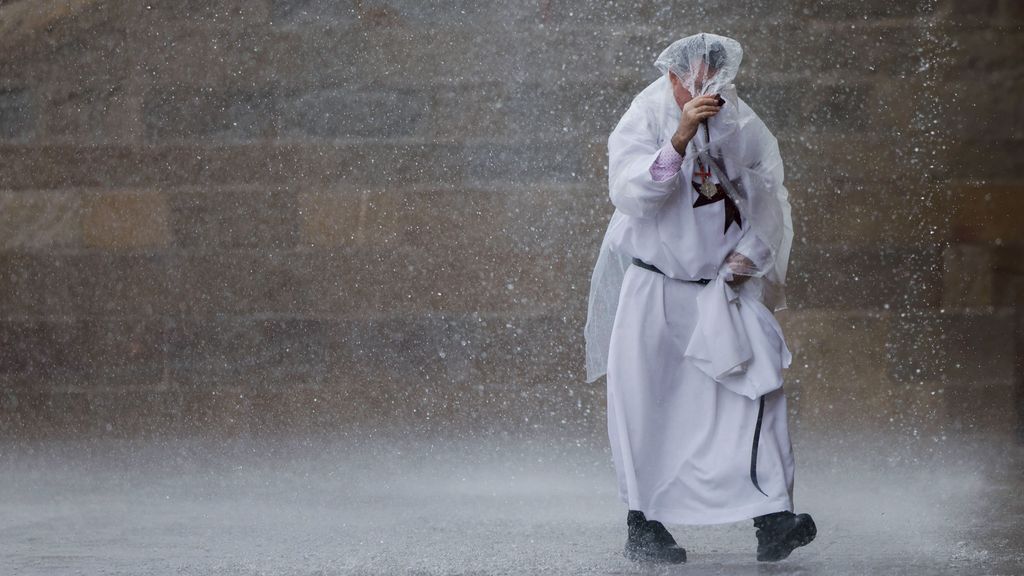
[583,33,816,564]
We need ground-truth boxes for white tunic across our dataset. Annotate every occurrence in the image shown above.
[601,79,796,525]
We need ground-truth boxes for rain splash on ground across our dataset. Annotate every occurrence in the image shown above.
[1,429,1022,575]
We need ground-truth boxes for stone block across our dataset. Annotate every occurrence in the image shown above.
[942,243,995,308]
[1005,0,1024,21]
[144,88,278,141]
[0,317,170,390]
[939,25,1023,80]
[0,253,77,317]
[298,187,361,247]
[0,252,177,318]
[1,1,130,85]
[498,27,638,86]
[196,143,323,187]
[991,258,1024,308]
[167,186,301,249]
[774,309,903,433]
[950,183,1024,244]
[740,80,804,134]
[82,389,184,437]
[740,22,922,78]
[195,142,467,188]
[81,190,171,248]
[787,179,954,248]
[134,22,488,89]
[166,317,330,388]
[170,250,311,316]
[941,76,1024,142]
[269,0,358,25]
[0,389,87,438]
[0,252,173,319]
[777,309,983,440]
[176,388,253,437]
[302,187,496,249]
[885,308,1016,384]
[350,244,573,316]
[277,240,573,318]
[0,144,208,190]
[360,0,532,25]
[785,244,945,309]
[334,314,469,388]
[944,381,1016,436]
[20,6,134,141]
[950,139,1024,182]
[0,88,34,141]
[131,21,277,88]
[298,183,604,266]
[41,82,133,142]
[993,244,1024,275]
[773,132,903,183]
[75,316,168,388]
[805,82,874,130]
[496,183,610,259]
[432,80,630,141]
[278,86,428,139]
[132,0,272,23]
[279,1,540,28]
[243,386,335,435]
[317,311,585,399]
[791,0,936,18]
[780,309,893,389]
[948,0,1001,18]
[462,139,590,186]
[266,24,618,90]
[72,252,175,316]
[541,0,789,25]
[0,190,82,250]
[0,319,84,377]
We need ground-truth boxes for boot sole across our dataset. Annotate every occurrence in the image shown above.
[624,545,687,564]
[757,515,817,562]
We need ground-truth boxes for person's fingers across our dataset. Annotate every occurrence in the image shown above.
[687,99,720,110]
[688,109,720,120]
[698,106,722,114]
[684,96,719,109]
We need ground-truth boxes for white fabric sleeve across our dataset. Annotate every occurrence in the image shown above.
[732,230,773,274]
[607,102,689,219]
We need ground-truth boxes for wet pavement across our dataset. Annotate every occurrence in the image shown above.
[0,430,1021,575]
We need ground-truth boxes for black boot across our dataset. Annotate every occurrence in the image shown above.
[623,510,687,563]
[753,510,817,562]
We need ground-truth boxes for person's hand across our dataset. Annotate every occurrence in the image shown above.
[670,95,722,154]
[724,252,755,286]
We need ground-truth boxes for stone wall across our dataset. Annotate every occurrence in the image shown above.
[0,0,1020,442]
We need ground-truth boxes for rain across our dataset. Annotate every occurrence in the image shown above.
[0,1,1021,574]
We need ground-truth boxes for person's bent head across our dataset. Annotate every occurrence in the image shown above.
[655,34,737,107]
[669,58,718,108]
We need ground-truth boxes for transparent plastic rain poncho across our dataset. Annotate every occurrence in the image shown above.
[583,32,795,387]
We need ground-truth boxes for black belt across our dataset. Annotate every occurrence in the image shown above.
[631,258,712,284]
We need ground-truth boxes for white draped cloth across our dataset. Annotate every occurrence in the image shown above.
[584,33,797,525]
